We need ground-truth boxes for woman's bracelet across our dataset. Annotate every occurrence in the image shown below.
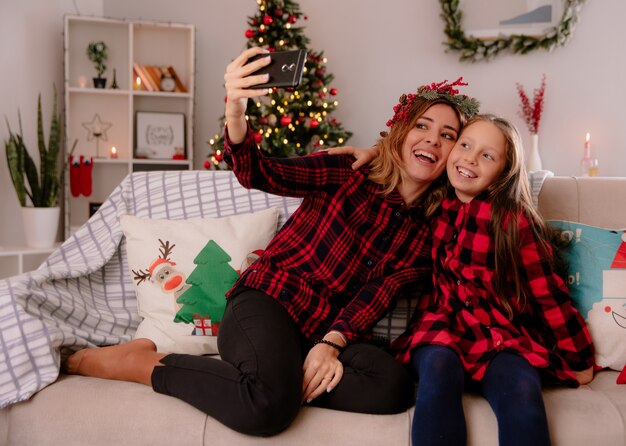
[313,338,346,352]
[326,330,347,345]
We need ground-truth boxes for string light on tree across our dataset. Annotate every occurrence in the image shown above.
[205,0,352,169]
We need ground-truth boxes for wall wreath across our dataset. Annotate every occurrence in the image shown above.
[440,0,586,62]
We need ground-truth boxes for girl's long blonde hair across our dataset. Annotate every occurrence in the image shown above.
[472,114,559,318]
[369,97,466,216]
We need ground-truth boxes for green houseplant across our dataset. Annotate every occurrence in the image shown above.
[5,87,63,207]
[4,87,75,247]
[86,41,108,88]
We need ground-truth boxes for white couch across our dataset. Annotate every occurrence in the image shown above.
[1,173,625,446]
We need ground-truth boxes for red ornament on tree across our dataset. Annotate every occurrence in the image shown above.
[203,160,211,169]
[309,118,320,128]
[245,29,255,39]
[273,7,284,17]
[315,68,325,78]
[288,15,297,24]
[330,88,337,95]
[254,133,263,144]
[263,15,273,25]
[280,115,292,126]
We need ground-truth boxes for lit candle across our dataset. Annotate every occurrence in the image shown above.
[110,146,118,159]
[585,132,590,150]
[135,76,142,90]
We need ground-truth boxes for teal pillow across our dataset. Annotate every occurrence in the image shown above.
[548,221,626,370]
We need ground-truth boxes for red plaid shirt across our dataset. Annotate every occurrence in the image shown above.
[223,126,432,342]
[392,193,594,386]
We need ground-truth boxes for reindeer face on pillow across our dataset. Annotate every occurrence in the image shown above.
[132,240,191,315]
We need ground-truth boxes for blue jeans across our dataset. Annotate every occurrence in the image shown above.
[411,345,550,446]
[152,286,413,436]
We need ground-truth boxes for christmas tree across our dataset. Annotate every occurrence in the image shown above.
[205,0,353,169]
[174,240,239,325]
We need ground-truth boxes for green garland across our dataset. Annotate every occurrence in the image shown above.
[440,0,586,62]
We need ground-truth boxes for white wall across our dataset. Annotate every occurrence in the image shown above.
[102,0,624,177]
[0,0,102,246]
[1,0,624,247]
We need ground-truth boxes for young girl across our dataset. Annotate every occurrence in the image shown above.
[391,114,595,446]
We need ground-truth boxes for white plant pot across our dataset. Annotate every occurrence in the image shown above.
[527,133,543,172]
[21,207,60,249]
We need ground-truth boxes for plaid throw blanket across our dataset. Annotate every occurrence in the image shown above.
[0,170,301,408]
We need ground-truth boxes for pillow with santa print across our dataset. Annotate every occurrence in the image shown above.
[121,208,278,355]
[548,221,626,372]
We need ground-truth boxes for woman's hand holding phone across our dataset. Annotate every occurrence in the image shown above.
[223,47,273,143]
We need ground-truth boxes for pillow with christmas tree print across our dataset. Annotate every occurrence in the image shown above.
[121,208,279,355]
[548,221,626,372]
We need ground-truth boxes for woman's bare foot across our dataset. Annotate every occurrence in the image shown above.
[65,338,165,385]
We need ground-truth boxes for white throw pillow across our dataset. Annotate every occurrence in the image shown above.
[121,208,279,355]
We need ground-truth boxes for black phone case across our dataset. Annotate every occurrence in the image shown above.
[247,49,307,89]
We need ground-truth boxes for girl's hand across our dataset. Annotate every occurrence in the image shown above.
[302,343,344,403]
[573,366,593,385]
[324,146,379,170]
[223,47,273,142]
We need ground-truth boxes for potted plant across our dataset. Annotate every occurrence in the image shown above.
[87,41,108,88]
[4,86,76,248]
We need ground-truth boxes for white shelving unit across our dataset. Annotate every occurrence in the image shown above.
[63,16,195,236]
[0,245,60,280]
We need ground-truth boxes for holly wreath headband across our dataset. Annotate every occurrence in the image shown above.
[386,77,480,128]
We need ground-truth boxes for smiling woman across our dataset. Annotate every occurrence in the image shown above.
[439,0,587,62]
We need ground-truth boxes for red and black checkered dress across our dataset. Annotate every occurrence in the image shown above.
[392,194,594,386]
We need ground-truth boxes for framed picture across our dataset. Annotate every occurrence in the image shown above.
[135,112,185,159]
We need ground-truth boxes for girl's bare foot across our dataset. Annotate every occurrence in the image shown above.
[65,338,165,385]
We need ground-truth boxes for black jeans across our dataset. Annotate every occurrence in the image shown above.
[151,286,413,436]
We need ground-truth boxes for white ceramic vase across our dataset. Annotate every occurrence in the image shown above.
[527,133,543,172]
[21,207,60,249]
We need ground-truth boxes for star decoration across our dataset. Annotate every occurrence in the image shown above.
[81,113,112,141]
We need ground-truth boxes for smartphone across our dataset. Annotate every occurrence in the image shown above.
[246,49,307,89]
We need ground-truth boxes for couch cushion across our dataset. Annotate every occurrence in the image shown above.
[0,407,8,445]
[538,177,626,228]
[459,371,625,446]
[202,405,411,446]
[6,375,207,445]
